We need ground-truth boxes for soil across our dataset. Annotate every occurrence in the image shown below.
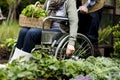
[0,45,10,63]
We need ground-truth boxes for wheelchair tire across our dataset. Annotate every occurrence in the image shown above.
[54,33,94,60]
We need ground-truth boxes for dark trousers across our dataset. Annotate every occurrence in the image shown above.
[16,27,42,53]
[16,27,61,53]
[78,10,102,46]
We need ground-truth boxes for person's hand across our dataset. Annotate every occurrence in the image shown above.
[66,44,75,57]
[79,6,88,14]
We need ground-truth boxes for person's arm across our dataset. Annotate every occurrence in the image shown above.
[65,0,78,56]
[66,0,78,46]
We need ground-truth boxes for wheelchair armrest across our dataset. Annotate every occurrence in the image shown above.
[42,16,69,29]
[43,16,68,21]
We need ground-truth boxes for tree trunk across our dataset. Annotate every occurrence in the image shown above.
[7,0,21,22]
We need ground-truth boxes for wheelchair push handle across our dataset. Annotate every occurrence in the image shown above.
[42,16,69,29]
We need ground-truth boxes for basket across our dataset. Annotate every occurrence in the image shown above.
[19,1,51,29]
[19,14,51,29]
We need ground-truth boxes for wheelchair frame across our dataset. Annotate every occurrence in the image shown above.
[32,16,94,60]
[9,16,94,61]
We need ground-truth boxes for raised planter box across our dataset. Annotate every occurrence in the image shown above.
[98,45,113,57]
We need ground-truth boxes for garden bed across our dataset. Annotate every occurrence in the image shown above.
[0,45,10,62]
[0,52,120,80]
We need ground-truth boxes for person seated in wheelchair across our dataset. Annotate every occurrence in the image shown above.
[5,0,78,64]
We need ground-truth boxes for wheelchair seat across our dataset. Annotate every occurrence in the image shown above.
[41,31,59,44]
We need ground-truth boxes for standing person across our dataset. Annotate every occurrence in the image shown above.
[76,0,105,56]
[0,0,78,68]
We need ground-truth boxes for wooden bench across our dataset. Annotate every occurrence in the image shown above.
[98,45,113,57]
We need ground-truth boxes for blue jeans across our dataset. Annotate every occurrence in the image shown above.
[16,27,61,53]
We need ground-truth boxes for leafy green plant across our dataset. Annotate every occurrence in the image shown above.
[111,25,120,58]
[3,38,16,52]
[117,0,120,8]
[113,41,120,57]
[98,25,120,45]
[112,25,120,38]
[21,3,48,18]
[98,26,113,44]
[0,51,120,80]
[39,0,46,4]
[113,31,120,38]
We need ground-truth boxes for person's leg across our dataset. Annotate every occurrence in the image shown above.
[22,28,42,53]
[16,27,30,49]
[88,10,102,46]
[9,27,33,63]
[78,13,92,35]
[88,10,102,56]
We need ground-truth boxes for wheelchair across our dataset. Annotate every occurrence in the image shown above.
[9,16,94,61]
[32,16,94,60]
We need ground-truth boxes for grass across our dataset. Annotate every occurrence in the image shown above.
[0,21,20,43]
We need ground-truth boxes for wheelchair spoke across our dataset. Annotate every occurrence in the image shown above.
[74,40,86,54]
[72,35,93,58]
[76,43,91,57]
[57,41,68,60]
[54,33,94,60]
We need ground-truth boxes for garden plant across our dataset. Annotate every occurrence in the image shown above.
[0,0,120,80]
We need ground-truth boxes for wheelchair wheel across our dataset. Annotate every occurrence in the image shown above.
[54,33,94,60]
